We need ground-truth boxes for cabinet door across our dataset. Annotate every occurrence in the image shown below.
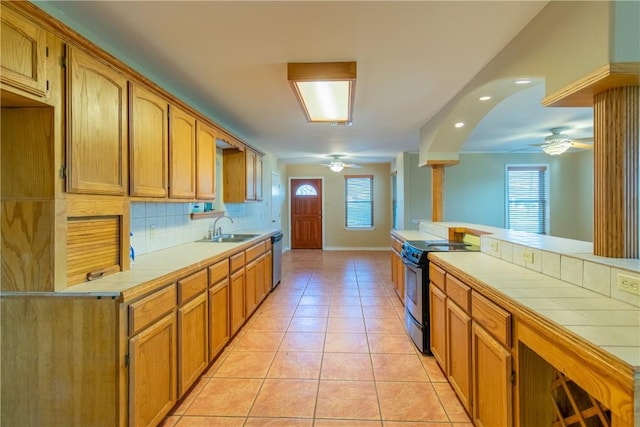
[177,292,208,397]
[129,313,177,427]
[229,268,245,335]
[196,121,216,200]
[447,299,472,412]
[0,6,47,98]
[245,258,258,316]
[209,278,230,361]
[429,283,447,369]
[245,149,256,201]
[255,154,263,201]
[263,249,273,297]
[129,82,168,197]
[255,254,266,303]
[472,322,512,427]
[66,46,127,195]
[169,105,196,199]
[395,252,405,300]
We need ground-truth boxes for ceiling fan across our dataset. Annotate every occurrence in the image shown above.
[531,127,593,156]
[320,155,361,172]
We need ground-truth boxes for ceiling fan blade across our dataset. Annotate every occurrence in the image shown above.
[344,163,361,168]
[571,142,593,149]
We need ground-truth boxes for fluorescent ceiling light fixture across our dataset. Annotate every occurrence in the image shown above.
[479,96,492,101]
[454,122,465,128]
[288,62,356,124]
[515,79,531,84]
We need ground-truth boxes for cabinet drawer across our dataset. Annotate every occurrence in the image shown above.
[178,269,207,304]
[129,285,177,336]
[472,292,511,348]
[208,259,229,286]
[230,251,245,273]
[265,239,272,250]
[446,274,470,312]
[392,238,403,253]
[429,263,446,292]
[246,241,266,263]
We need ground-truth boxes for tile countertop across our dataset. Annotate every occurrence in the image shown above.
[55,229,280,302]
[430,251,640,369]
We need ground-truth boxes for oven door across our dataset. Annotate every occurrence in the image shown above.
[402,255,424,352]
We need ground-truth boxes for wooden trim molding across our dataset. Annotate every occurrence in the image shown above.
[542,62,640,107]
[420,159,460,167]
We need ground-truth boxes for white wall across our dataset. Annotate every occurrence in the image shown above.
[286,163,391,249]
[439,152,593,241]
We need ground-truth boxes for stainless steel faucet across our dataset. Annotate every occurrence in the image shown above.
[212,215,234,237]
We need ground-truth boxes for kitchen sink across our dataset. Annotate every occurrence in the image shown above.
[197,233,260,243]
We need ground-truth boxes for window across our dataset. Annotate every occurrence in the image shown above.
[345,175,373,228]
[506,165,549,234]
[295,184,317,196]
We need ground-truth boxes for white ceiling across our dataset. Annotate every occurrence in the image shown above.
[43,1,593,164]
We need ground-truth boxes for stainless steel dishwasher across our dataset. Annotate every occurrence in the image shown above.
[271,232,283,288]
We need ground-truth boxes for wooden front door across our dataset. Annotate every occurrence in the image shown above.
[291,179,323,249]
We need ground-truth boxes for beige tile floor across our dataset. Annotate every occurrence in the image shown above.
[160,250,473,427]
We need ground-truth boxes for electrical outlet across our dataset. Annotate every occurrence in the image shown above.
[617,273,640,296]
[149,224,156,239]
[522,249,534,264]
[490,241,500,253]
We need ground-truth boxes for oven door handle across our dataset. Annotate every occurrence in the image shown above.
[401,254,420,269]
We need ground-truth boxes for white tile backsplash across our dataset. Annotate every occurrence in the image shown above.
[560,256,583,287]
[524,248,542,272]
[542,251,561,279]
[583,261,611,296]
[512,245,526,267]
[500,242,513,263]
[129,201,270,257]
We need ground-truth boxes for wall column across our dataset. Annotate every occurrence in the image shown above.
[593,86,639,258]
[431,165,444,221]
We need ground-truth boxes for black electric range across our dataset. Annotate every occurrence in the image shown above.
[401,239,480,353]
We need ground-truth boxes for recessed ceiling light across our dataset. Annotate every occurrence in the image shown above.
[479,96,492,101]
[454,122,465,128]
[515,79,531,85]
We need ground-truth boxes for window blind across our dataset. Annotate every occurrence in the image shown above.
[506,165,548,234]
[345,175,373,228]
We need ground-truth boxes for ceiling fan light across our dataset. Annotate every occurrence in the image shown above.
[329,163,344,172]
[542,141,572,155]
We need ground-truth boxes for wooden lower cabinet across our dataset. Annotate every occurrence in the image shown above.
[263,249,273,298]
[129,312,177,427]
[390,237,404,302]
[429,284,447,369]
[177,292,208,397]
[245,258,258,316]
[230,268,245,335]
[209,278,230,360]
[472,322,512,427]
[446,299,472,412]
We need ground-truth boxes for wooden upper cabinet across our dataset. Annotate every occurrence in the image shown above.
[0,6,48,98]
[255,154,263,201]
[66,46,127,195]
[129,82,168,198]
[196,121,217,200]
[223,147,263,203]
[169,105,196,199]
[245,149,256,201]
